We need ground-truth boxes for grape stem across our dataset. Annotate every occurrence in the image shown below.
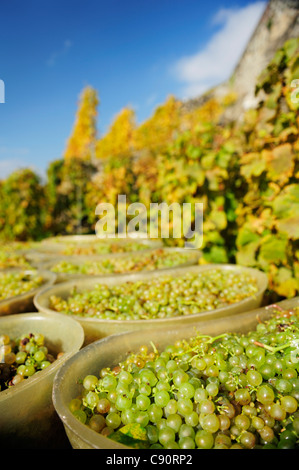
[150,341,158,354]
[253,340,292,354]
[265,304,284,312]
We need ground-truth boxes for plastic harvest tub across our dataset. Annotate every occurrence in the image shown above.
[52,296,299,449]
[36,234,163,253]
[0,311,84,449]
[40,247,202,283]
[34,264,268,345]
[0,269,57,316]
[23,235,164,265]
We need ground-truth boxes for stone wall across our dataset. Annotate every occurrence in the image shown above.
[184,0,299,122]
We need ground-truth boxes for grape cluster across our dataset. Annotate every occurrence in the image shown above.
[0,271,44,301]
[0,333,63,391]
[50,269,258,321]
[70,305,299,449]
[0,249,31,270]
[61,240,155,256]
[51,248,198,276]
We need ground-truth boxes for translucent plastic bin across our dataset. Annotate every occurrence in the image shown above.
[34,264,268,345]
[0,311,84,448]
[36,234,163,254]
[0,269,57,316]
[40,247,202,283]
[52,296,299,449]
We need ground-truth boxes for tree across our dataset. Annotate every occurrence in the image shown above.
[133,95,182,154]
[64,86,99,162]
[96,107,136,159]
[0,169,46,241]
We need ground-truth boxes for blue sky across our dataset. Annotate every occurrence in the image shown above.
[0,0,266,179]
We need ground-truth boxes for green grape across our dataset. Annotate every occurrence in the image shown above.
[251,416,264,430]
[158,426,176,447]
[275,379,292,394]
[256,385,275,405]
[177,398,193,416]
[194,387,208,403]
[73,409,87,424]
[199,399,215,414]
[89,414,106,433]
[83,375,99,391]
[178,382,195,399]
[246,370,263,387]
[269,403,286,421]
[292,416,299,435]
[234,414,251,431]
[135,411,149,427]
[166,413,182,433]
[195,430,214,449]
[140,369,157,387]
[280,396,298,413]
[24,365,35,377]
[146,424,159,444]
[121,408,135,425]
[115,394,132,412]
[69,398,82,413]
[154,390,170,408]
[240,431,256,449]
[179,436,196,449]
[102,375,117,391]
[184,411,199,427]
[84,391,99,409]
[34,349,46,362]
[15,351,27,364]
[218,414,231,431]
[118,370,133,385]
[148,404,163,423]
[172,369,189,387]
[214,433,232,448]
[206,382,219,397]
[164,399,177,416]
[200,413,220,433]
[136,394,151,410]
[105,412,121,429]
[259,363,275,380]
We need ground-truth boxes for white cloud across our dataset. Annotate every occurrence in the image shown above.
[172,2,266,99]
[46,39,72,67]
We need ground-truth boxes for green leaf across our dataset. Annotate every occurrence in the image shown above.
[240,153,266,180]
[258,235,288,265]
[203,245,228,263]
[236,226,260,247]
[276,216,299,240]
[272,184,299,219]
[284,38,299,62]
[109,423,150,449]
[266,144,294,182]
[236,240,260,266]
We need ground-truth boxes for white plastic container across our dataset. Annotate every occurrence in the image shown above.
[0,269,57,316]
[34,264,268,344]
[0,311,84,448]
[52,297,299,449]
